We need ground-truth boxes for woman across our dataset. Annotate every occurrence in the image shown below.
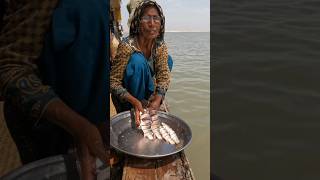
[110,0,173,124]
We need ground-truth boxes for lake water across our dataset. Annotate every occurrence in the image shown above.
[213,0,320,179]
[165,32,210,180]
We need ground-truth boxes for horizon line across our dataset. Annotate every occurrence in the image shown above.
[122,30,210,33]
[166,30,210,32]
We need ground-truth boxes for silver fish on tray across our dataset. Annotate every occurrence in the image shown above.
[151,115,162,140]
[139,109,180,144]
[139,110,154,140]
[162,122,180,144]
[159,125,175,144]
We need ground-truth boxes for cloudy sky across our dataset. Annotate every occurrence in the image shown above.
[119,0,210,32]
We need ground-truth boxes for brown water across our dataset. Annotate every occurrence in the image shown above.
[165,32,210,180]
[213,0,320,179]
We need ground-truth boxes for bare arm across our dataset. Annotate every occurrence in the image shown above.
[0,2,108,178]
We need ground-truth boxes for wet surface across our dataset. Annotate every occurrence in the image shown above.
[110,111,192,158]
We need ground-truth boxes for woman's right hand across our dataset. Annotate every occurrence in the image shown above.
[124,93,144,126]
[132,99,144,126]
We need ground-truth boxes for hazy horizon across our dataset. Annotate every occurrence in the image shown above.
[120,0,210,32]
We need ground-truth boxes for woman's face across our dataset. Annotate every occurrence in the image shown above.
[139,6,161,40]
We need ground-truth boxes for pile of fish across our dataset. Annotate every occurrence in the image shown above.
[139,109,180,144]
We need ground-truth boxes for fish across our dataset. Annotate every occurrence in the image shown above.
[139,109,179,144]
[159,126,175,144]
[150,113,162,139]
[161,122,180,144]
[139,110,154,140]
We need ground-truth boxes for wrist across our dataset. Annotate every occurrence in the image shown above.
[43,99,91,139]
[73,117,93,140]
[125,93,139,106]
[154,94,163,103]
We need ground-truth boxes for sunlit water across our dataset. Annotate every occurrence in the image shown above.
[165,32,210,180]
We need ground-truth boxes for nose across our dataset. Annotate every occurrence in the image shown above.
[149,18,156,25]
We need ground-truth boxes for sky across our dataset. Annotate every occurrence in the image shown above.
[119,0,210,32]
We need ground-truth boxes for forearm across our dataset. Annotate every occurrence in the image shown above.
[124,92,140,105]
[45,99,108,168]
[147,93,162,111]
[43,98,92,139]
[153,94,162,103]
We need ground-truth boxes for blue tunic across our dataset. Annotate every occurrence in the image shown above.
[124,53,173,101]
[112,52,173,112]
[39,0,109,124]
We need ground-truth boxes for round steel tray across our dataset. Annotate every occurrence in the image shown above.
[110,111,192,158]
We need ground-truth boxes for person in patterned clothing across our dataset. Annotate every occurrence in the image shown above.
[0,0,109,179]
[110,0,173,124]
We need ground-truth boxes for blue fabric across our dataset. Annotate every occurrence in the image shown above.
[123,52,173,101]
[39,0,109,124]
[168,54,173,72]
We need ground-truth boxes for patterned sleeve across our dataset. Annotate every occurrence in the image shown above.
[154,42,170,97]
[110,41,132,101]
[0,1,59,123]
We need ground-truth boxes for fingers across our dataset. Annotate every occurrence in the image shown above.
[78,138,109,180]
[136,102,144,112]
[148,95,162,110]
[80,124,109,167]
[135,108,140,127]
[93,141,109,166]
[139,106,144,112]
[134,101,144,127]
[88,131,109,166]
[75,119,109,179]
[77,143,97,180]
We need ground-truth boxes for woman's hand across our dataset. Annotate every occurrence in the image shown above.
[148,95,162,111]
[77,141,97,180]
[124,93,144,126]
[76,123,108,180]
[43,99,108,180]
[77,122,108,166]
[132,99,144,126]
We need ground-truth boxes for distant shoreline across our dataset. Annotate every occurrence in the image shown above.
[122,31,209,34]
[166,31,209,33]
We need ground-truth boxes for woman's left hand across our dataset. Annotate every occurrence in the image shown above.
[148,95,162,110]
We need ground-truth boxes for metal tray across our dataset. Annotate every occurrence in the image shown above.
[110,111,192,158]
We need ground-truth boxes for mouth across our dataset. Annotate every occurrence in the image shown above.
[149,29,158,34]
